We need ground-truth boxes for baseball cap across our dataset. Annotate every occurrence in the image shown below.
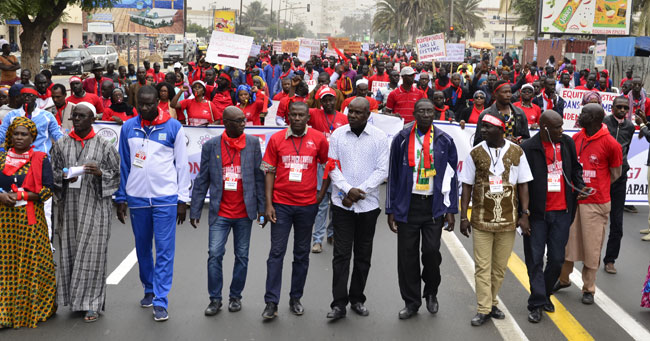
[173,62,182,69]
[316,86,336,99]
[400,66,416,76]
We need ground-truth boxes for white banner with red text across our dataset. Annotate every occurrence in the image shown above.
[93,119,648,204]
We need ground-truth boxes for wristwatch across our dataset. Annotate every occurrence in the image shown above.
[522,209,530,216]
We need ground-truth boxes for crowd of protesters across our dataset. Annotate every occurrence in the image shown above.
[1,40,650,330]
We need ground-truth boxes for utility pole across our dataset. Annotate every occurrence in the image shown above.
[449,0,454,41]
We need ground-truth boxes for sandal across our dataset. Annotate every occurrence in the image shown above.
[84,310,99,323]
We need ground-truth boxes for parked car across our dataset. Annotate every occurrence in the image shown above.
[163,43,194,68]
[51,49,94,75]
[87,45,119,70]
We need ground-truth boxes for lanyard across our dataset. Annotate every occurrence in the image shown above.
[578,139,592,163]
[488,146,501,168]
[223,143,238,166]
[324,112,336,133]
[290,136,303,156]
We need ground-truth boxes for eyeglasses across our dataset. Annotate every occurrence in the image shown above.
[224,118,246,124]
[615,105,630,110]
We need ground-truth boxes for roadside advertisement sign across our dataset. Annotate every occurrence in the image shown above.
[540,0,631,35]
[83,0,184,34]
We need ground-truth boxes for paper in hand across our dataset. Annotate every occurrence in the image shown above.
[66,166,85,179]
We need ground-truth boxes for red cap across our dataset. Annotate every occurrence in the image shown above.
[69,76,82,83]
[316,86,336,100]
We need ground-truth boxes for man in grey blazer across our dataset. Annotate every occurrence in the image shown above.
[190,106,265,316]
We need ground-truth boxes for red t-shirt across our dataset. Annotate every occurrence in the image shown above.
[542,141,567,211]
[211,89,234,118]
[273,92,288,101]
[514,101,542,125]
[307,109,348,139]
[82,77,112,95]
[158,101,172,119]
[66,92,104,114]
[218,138,248,219]
[340,96,379,113]
[525,73,539,84]
[237,92,266,126]
[277,96,306,120]
[573,126,623,204]
[102,107,138,122]
[150,72,165,84]
[368,73,390,93]
[385,84,425,123]
[179,99,220,126]
[262,128,329,206]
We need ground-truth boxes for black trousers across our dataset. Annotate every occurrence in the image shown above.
[604,175,627,264]
[397,194,443,310]
[330,205,381,308]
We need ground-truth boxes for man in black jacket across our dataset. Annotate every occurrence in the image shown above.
[443,73,468,114]
[602,97,635,273]
[520,110,592,323]
[532,78,565,117]
[473,80,530,146]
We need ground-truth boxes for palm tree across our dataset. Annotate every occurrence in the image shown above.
[455,0,485,38]
[242,1,270,28]
[634,0,650,35]
[403,0,442,45]
[372,0,403,43]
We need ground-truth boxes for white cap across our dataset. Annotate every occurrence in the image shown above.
[75,102,97,116]
[173,62,182,69]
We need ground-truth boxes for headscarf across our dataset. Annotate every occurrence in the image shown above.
[581,91,602,105]
[253,75,266,89]
[237,84,255,104]
[4,116,37,151]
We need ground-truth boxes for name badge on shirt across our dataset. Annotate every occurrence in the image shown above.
[489,175,503,193]
[548,171,562,192]
[133,150,146,168]
[224,172,238,191]
[289,163,303,182]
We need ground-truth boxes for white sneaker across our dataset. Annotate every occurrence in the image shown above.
[640,228,650,234]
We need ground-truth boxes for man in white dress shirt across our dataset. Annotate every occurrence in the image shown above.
[324,97,389,320]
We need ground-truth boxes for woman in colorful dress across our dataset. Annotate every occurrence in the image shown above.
[0,117,55,328]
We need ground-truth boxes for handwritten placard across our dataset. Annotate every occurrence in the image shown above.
[206,31,254,70]
[281,40,300,53]
[416,33,446,62]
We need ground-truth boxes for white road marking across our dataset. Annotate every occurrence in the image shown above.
[442,232,530,341]
[106,248,138,285]
[568,271,650,341]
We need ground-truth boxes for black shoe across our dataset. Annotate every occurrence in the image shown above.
[398,307,417,320]
[471,313,491,326]
[528,308,542,323]
[543,302,555,313]
[552,281,571,293]
[289,298,304,315]
[204,299,222,316]
[262,302,278,319]
[228,298,241,312]
[582,292,594,305]
[326,306,346,319]
[425,295,438,314]
[490,306,505,319]
[350,302,369,316]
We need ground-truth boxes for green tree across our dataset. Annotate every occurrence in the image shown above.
[242,1,270,28]
[632,0,650,35]
[511,0,537,33]
[186,22,209,39]
[372,0,403,43]
[455,0,486,38]
[340,13,372,41]
[0,0,114,75]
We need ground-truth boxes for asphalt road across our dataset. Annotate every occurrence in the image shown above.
[3,185,650,341]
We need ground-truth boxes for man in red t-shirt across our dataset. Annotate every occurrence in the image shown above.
[190,106,265,315]
[307,86,348,253]
[514,84,542,128]
[385,66,424,123]
[66,76,104,116]
[260,101,329,320]
[367,61,389,93]
[556,104,622,305]
[521,110,591,322]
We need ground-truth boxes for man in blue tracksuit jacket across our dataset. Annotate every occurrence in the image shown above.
[115,85,190,322]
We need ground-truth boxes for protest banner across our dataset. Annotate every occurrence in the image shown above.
[559,88,618,129]
[328,37,349,50]
[297,46,311,62]
[281,40,300,53]
[249,44,261,57]
[437,43,465,62]
[306,79,317,92]
[416,33,446,62]
[205,31,253,70]
[93,116,649,205]
[371,81,389,95]
[362,43,370,52]
[272,41,282,54]
[594,41,607,68]
[299,39,321,55]
[325,48,343,58]
[346,41,362,54]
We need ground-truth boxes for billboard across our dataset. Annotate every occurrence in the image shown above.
[213,10,236,33]
[540,0,631,35]
[83,0,184,34]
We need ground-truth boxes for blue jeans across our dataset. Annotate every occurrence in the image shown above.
[313,164,333,245]
[264,203,319,304]
[523,210,571,311]
[208,216,253,301]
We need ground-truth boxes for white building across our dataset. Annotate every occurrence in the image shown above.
[469,5,530,51]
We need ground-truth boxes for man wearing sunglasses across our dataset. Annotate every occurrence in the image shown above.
[602,97,635,273]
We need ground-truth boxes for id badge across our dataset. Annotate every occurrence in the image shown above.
[69,175,82,189]
[489,175,503,193]
[224,172,238,191]
[133,150,146,168]
[289,163,303,182]
[548,172,561,192]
